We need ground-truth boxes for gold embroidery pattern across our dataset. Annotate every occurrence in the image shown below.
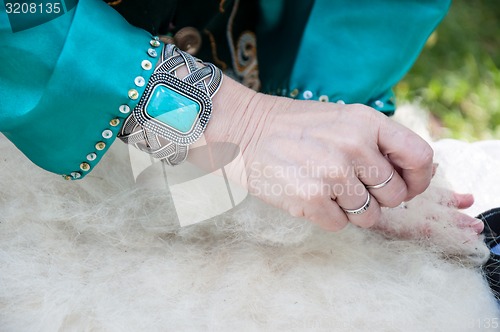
[204,29,228,71]
[219,0,226,13]
[226,0,261,91]
[235,31,260,90]
[107,0,123,6]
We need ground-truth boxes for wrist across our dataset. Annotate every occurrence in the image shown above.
[204,76,282,161]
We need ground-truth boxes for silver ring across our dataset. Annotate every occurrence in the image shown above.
[342,192,371,215]
[366,170,394,190]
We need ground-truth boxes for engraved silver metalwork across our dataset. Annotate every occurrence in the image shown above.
[342,192,371,215]
[366,170,394,190]
[119,43,223,166]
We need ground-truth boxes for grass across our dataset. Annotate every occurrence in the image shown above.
[396,0,500,140]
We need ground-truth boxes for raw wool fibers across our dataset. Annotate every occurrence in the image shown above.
[1,116,500,330]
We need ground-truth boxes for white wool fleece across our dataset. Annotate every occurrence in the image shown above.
[1,105,500,331]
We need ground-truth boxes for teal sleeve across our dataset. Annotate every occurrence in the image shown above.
[258,0,451,114]
[0,0,160,179]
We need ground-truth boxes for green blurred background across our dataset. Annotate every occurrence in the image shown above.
[396,0,500,141]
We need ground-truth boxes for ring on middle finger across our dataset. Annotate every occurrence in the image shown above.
[366,170,394,190]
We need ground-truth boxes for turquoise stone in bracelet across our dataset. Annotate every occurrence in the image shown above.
[146,85,201,134]
[119,44,223,166]
[133,71,212,145]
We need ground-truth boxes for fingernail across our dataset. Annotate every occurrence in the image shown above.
[431,163,439,177]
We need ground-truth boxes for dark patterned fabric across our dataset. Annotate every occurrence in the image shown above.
[478,208,500,302]
[104,0,261,88]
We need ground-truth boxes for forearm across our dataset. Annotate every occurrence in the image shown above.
[0,0,159,178]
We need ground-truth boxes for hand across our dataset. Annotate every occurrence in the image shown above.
[435,191,483,233]
[205,77,434,231]
[375,189,485,254]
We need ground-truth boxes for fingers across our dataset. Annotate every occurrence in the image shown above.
[288,176,382,231]
[301,197,349,232]
[304,115,433,230]
[332,176,382,229]
[339,193,382,229]
[366,170,407,208]
[431,186,475,209]
[304,156,400,230]
[450,193,475,209]
[285,183,350,232]
[356,152,407,208]
[451,211,484,234]
[377,117,434,200]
